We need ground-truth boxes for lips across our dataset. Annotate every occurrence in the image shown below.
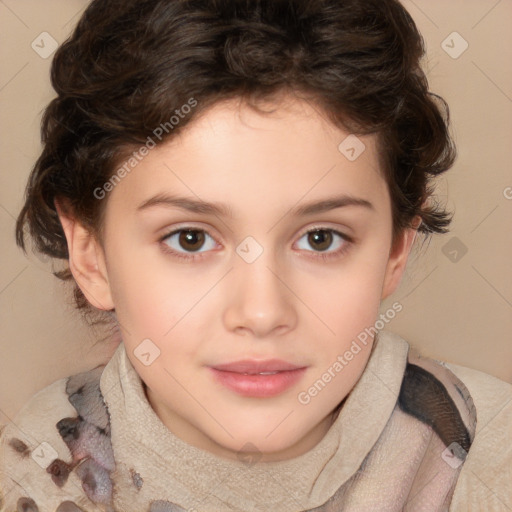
[210,359,305,374]
[208,359,307,397]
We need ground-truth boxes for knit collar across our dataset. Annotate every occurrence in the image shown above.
[100,330,409,511]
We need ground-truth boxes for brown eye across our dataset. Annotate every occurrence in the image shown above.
[295,227,351,261]
[178,230,205,252]
[162,228,217,259]
[307,230,333,251]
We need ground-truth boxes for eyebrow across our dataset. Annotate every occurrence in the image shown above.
[136,193,374,217]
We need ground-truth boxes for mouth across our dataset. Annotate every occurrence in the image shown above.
[210,359,305,373]
[208,359,307,397]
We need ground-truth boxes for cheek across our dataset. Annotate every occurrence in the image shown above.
[109,250,197,332]
[106,251,213,367]
[296,254,388,340]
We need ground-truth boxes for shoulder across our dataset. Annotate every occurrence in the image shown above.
[0,365,113,512]
[444,361,512,424]
[444,362,512,511]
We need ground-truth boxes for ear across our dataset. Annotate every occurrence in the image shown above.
[54,199,114,311]
[381,217,421,300]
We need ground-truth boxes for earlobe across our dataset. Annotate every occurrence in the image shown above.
[381,218,421,300]
[54,200,114,311]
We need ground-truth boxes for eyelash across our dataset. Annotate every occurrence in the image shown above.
[159,226,353,262]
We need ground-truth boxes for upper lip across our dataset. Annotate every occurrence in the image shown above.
[210,359,305,374]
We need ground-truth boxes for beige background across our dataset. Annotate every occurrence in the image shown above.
[1,0,511,427]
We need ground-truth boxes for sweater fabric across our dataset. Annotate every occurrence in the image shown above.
[0,329,511,511]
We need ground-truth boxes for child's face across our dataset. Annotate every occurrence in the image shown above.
[71,95,416,461]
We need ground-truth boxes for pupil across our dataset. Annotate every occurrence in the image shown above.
[309,230,332,251]
[179,230,204,251]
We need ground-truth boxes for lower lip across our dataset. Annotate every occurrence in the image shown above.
[209,368,307,397]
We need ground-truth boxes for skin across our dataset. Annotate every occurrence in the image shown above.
[56,93,419,463]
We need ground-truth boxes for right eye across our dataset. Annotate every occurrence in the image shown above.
[160,228,218,261]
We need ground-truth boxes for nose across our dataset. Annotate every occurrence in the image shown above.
[222,252,298,338]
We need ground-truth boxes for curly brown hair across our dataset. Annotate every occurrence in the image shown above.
[16,0,456,324]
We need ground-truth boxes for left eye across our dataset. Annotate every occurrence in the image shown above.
[296,228,347,253]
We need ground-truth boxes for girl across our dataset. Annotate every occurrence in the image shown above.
[1,0,510,510]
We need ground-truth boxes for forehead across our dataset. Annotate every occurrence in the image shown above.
[106,96,389,217]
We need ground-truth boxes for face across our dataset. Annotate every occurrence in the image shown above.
[61,94,416,462]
